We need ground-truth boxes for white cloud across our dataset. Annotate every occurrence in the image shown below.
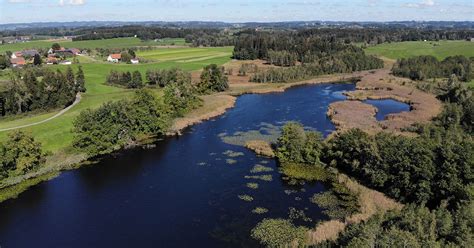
[59,0,86,6]
[404,0,435,8]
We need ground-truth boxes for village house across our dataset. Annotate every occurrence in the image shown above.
[10,57,26,67]
[11,49,39,59]
[130,58,140,64]
[107,53,121,63]
[59,60,72,65]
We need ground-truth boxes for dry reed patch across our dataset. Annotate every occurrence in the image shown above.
[307,173,402,245]
[245,140,275,157]
[327,101,381,133]
[169,94,236,135]
[328,67,442,133]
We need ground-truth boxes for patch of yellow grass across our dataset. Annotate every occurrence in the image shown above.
[307,173,402,244]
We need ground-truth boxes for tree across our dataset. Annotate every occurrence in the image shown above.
[33,54,42,66]
[76,66,86,92]
[129,70,143,88]
[0,54,11,69]
[51,43,61,51]
[199,64,229,93]
[0,131,45,175]
[120,51,132,63]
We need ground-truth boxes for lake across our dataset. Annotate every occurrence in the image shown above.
[0,83,409,247]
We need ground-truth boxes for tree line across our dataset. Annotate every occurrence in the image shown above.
[251,52,383,83]
[393,55,473,81]
[106,64,229,92]
[0,67,85,116]
[76,64,228,157]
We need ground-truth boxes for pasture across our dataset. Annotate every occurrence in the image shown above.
[0,46,232,152]
[365,40,474,60]
[0,37,188,53]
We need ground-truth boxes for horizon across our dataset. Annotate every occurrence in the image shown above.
[1,0,473,25]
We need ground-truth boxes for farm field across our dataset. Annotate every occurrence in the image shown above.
[137,46,232,62]
[0,46,232,152]
[0,37,188,53]
[365,40,474,60]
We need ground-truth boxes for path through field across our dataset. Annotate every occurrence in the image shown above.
[0,93,82,132]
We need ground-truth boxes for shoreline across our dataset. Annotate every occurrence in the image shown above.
[0,64,440,203]
[0,72,364,202]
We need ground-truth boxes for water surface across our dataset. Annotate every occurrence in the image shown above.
[0,83,391,248]
[364,99,410,121]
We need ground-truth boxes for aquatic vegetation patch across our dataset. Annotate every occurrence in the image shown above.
[252,207,269,214]
[250,164,274,173]
[244,174,273,182]
[280,162,330,182]
[310,182,360,220]
[251,218,309,247]
[222,150,244,157]
[284,189,298,195]
[220,122,281,147]
[226,159,237,165]
[246,182,259,189]
[238,194,254,202]
[288,207,312,223]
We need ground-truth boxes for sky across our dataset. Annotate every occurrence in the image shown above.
[0,0,473,24]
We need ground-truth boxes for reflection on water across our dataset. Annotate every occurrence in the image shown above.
[0,83,392,248]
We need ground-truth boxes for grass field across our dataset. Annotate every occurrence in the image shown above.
[0,37,188,53]
[365,40,474,60]
[0,46,232,152]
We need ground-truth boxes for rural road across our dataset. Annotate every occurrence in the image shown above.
[0,93,82,132]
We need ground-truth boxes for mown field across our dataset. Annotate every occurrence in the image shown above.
[365,40,474,60]
[0,37,188,53]
[0,45,232,152]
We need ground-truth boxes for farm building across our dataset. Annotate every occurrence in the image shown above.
[107,54,121,63]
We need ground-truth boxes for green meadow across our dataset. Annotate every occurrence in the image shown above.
[365,40,474,60]
[0,37,188,53]
[0,45,232,152]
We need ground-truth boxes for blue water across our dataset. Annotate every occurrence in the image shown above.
[364,99,410,121]
[0,83,406,248]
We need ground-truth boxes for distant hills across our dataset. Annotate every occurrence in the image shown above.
[1,20,473,31]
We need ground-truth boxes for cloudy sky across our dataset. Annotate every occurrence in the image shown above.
[1,0,473,24]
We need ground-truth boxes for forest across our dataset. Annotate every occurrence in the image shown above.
[0,67,85,116]
[393,55,473,81]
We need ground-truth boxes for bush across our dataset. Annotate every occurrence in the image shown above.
[199,64,229,93]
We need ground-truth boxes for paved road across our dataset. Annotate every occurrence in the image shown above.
[0,93,82,132]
